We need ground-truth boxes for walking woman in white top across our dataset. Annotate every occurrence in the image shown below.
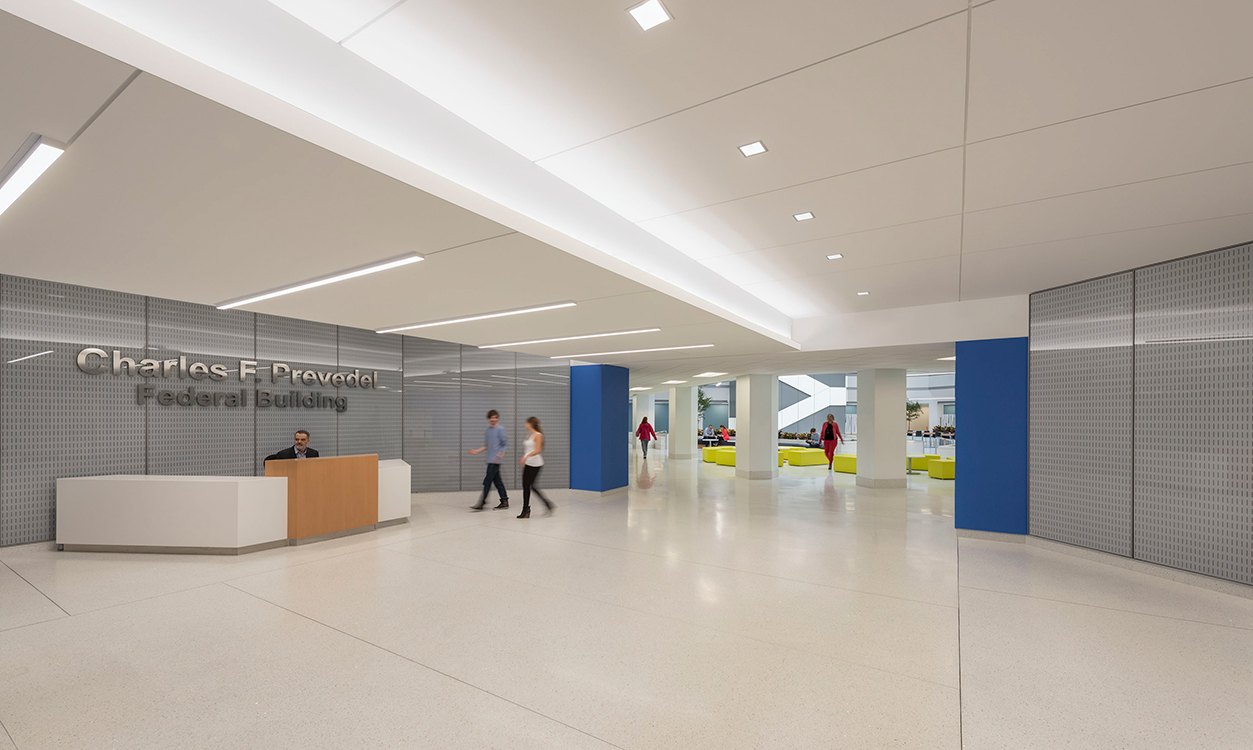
[517,416,554,518]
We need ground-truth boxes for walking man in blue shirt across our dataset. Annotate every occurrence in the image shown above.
[469,409,510,510]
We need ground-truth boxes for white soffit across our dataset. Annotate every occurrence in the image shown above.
[0,0,796,347]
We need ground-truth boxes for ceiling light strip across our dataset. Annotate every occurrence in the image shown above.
[378,301,576,334]
[6,350,54,364]
[0,136,65,218]
[551,344,714,360]
[479,327,660,349]
[217,253,423,310]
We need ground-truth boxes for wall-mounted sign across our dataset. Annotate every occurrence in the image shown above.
[75,348,379,413]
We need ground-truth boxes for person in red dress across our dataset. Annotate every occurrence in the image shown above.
[821,414,843,470]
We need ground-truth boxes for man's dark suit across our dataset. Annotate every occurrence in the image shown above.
[264,446,320,462]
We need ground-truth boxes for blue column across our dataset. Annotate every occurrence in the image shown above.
[955,337,1028,533]
[570,364,629,492]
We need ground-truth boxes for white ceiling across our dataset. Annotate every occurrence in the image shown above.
[2,0,1252,386]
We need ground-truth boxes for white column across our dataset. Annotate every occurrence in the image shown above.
[856,368,906,488]
[735,374,779,480]
[668,386,697,459]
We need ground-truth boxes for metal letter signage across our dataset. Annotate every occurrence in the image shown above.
[77,348,377,412]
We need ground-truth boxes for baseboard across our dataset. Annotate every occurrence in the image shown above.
[375,517,409,529]
[288,523,377,546]
[60,539,287,556]
[955,529,1026,543]
[735,468,778,480]
[855,476,907,488]
[568,486,628,499]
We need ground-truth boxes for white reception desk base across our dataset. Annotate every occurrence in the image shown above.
[57,461,413,555]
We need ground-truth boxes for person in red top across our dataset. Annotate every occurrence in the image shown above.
[821,413,843,470]
[720,425,729,443]
[636,417,657,458]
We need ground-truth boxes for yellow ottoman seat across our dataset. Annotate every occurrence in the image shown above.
[928,458,955,479]
[788,448,828,466]
[831,454,857,474]
[702,446,720,463]
[715,448,736,466]
[778,450,786,467]
[907,456,930,471]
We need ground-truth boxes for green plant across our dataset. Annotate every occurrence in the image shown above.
[905,400,923,428]
[697,387,713,420]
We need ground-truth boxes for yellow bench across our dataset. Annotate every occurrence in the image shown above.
[715,448,736,466]
[778,450,787,467]
[928,458,955,479]
[907,456,930,471]
[831,454,857,474]
[702,446,720,463]
[788,448,828,466]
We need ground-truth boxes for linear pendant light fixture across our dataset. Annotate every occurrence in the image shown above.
[0,135,65,218]
[479,327,660,349]
[217,252,423,310]
[550,343,713,360]
[377,301,576,334]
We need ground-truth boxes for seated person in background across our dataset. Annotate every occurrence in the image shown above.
[265,429,319,461]
[720,425,730,444]
[702,425,716,445]
[806,428,822,448]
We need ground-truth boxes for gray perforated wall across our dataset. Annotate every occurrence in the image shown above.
[0,277,146,546]
[1133,245,1253,584]
[0,274,573,546]
[1030,242,1253,586]
[1029,273,1135,556]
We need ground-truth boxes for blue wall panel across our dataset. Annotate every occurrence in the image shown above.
[955,337,1029,534]
[571,365,628,492]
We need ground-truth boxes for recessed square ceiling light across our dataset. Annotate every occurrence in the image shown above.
[662,380,687,384]
[630,386,651,391]
[738,141,767,157]
[693,372,726,378]
[628,0,671,30]
[793,212,814,222]
[826,253,843,260]
[857,291,869,296]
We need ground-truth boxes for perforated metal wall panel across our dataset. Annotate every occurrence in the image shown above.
[147,298,255,477]
[255,314,338,465]
[0,276,146,545]
[516,353,571,492]
[1134,245,1253,584]
[402,336,461,492]
[336,326,402,460]
[460,346,517,491]
[1029,272,1134,556]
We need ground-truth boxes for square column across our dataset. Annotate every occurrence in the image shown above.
[856,368,906,488]
[668,386,698,460]
[571,365,629,492]
[735,374,779,480]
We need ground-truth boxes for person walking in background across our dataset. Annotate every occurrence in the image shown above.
[636,416,657,458]
[517,416,554,518]
[821,413,844,470]
[469,409,509,510]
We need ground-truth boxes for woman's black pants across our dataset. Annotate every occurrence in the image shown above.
[522,465,552,511]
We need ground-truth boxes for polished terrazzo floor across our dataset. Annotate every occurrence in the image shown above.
[1,451,1251,748]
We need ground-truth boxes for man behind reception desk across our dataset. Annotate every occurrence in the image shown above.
[265,430,320,461]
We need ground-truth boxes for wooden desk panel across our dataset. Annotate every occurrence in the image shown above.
[265,454,379,540]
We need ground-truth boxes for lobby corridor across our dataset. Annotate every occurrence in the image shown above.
[1,451,1251,749]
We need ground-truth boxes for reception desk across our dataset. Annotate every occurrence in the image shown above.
[57,458,411,554]
[265,454,378,542]
[56,475,289,554]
